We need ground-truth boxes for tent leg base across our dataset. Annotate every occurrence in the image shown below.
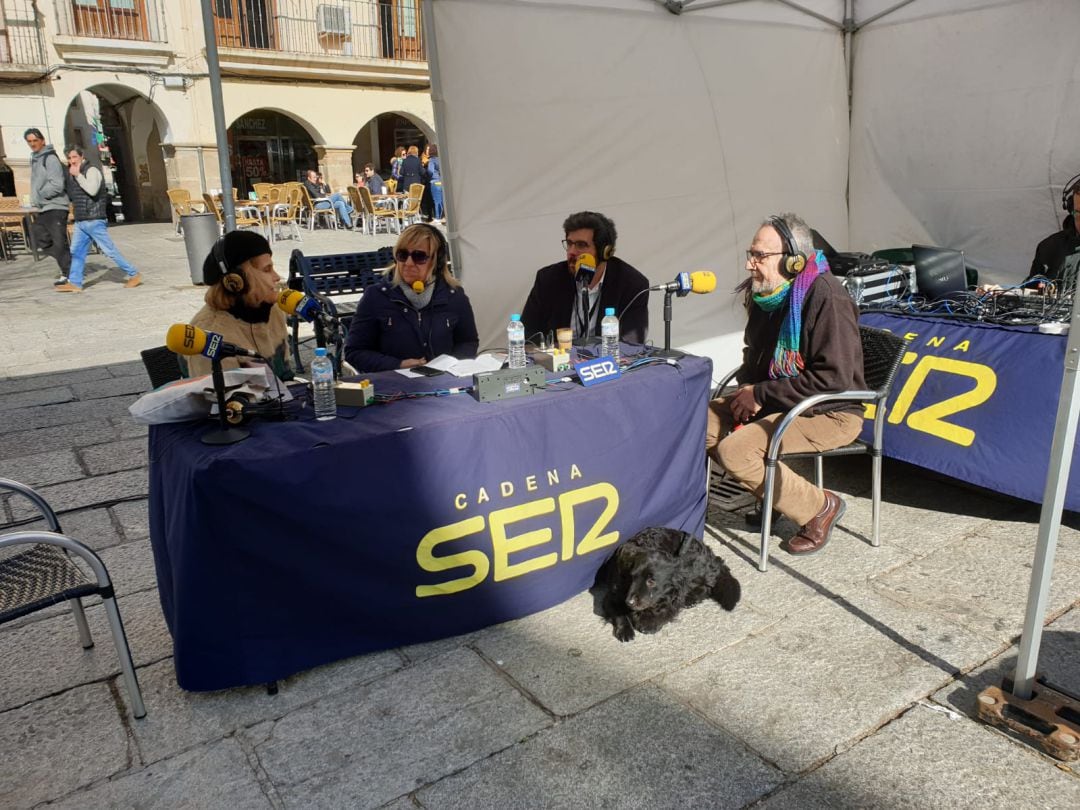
[977,682,1080,761]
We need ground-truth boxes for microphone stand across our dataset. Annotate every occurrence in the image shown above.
[652,289,686,359]
[201,356,250,445]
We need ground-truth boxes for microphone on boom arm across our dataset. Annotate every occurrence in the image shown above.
[648,270,717,358]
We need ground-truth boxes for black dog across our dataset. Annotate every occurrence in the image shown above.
[590,527,741,642]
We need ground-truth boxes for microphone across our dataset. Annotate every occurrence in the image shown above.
[575,253,596,286]
[411,281,424,293]
[652,271,717,297]
[165,323,262,361]
[276,289,322,323]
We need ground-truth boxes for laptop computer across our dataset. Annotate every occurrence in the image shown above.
[913,245,967,300]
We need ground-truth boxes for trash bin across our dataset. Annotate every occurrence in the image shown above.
[180,212,219,285]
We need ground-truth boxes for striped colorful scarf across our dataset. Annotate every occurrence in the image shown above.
[752,249,828,379]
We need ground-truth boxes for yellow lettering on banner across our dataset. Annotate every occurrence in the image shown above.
[500,481,514,498]
[927,336,945,348]
[889,356,997,445]
[454,493,467,511]
[477,487,490,505]
[491,498,557,581]
[904,332,919,342]
[558,483,620,560]
[953,340,970,353]
[415,516,489,598]
[570,464,582,480]
[547,469,560,486]
[525,475,538,492]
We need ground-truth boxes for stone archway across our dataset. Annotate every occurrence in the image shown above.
[227,108,322,197]
[62,84,171,223]
[351,111,436,179]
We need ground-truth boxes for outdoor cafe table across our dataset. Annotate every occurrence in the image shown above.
[147,353,710,691]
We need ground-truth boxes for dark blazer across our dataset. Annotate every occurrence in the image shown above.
[520,256,650,344]
[1028,216,1080,281]
[344,276,479,372]
[399,155,424,192]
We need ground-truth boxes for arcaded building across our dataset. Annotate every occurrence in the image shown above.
[0,0,434,222]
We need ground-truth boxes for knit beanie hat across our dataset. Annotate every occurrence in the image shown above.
[202,230,272,286]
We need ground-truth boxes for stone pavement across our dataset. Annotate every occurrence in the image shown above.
[1,222,1079,808]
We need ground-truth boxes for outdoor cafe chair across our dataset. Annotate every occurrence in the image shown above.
[709,325,910,572]
[268,187,305,243]
[166,188,206,233]
[346,186,367,233]
[357,186,400,235]
[0,478,146,719]
[298,185,338,231]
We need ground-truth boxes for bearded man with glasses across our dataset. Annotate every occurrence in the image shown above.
[345,223,478,372]
[521,211,649,345]
[706,213,865,558]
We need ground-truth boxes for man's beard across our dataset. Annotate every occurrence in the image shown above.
[751,280,775,294]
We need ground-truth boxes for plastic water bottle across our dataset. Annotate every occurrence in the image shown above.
[601,307,620,363]
[311,347,337,421]
[507,313,526,369]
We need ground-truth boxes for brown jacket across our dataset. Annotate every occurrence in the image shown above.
[737,272,865,418]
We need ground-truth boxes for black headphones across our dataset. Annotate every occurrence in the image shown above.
[769,216,807,274]
[592,213,616,261]
[212,236,247,294]
[1062,173,1080,213]
[414,223,449,273]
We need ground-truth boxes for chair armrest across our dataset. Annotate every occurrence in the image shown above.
[0,478,60,531]
[766,390,877,462]
[0,530,112,588]
[712,366,741,399]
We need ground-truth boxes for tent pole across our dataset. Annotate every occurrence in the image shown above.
[1012,299,1080,699]
[422,0,459,278]
[199,0,235,232]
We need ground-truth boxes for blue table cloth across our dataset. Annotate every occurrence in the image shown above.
[149,354,711,690]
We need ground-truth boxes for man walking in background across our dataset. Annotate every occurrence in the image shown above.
[55,145,141,293]
[24,128,72,286]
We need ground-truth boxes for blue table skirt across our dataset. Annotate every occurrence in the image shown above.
[860,311,1074,508]
[149,354,711,691]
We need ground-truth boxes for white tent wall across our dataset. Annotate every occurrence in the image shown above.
[848,0,1080,283]
[429,0,850,364]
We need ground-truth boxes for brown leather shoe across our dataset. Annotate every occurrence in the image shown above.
[784,490,845,556]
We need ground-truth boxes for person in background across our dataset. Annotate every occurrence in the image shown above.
[521,211,649,344]
[427,144,445,223]
[56,145,141,293]
[186,230,293,381]
[398,146,425,199]
[24,128,72,286]
[420,143,434,222]
[344,223,477,372]
[1027,173,1080,283]
[303,169,354,229]
[390,146,406,191]
[706,213,864,557]
[361,163,386,194]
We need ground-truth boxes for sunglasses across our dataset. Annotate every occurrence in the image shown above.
[395,249,432,264]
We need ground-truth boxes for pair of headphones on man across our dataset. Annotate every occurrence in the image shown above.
[591,213,616,261]
[1062,173,1080,214]
[212,237,248,294]
[769,216,807,274]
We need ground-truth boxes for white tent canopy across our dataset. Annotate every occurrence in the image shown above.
[425,0,1080,361]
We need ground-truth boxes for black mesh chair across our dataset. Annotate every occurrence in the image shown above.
[140,345,184,388]
[711,326,910,572]
[0,478,146,718]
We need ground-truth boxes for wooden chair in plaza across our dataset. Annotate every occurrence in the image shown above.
[709,325,910,572]
[202,192,264,236]
[346,186,369,233]
[298,184,338,231]
[357,185,400,235]
[268,187,304,243]
[252,182,273,200]
[0,196,27,259]
[396,190,423,228]
[166,188,206,233]
[385,178,397,194]
[0,478,146,719]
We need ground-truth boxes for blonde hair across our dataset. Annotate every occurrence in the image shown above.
[388,224,458,288]
[204,280,238,311]
[407,145,419,157]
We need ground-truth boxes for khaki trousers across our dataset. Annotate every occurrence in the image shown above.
[706,397,864,526]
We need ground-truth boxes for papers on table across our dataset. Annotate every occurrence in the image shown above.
[396,353,506,378]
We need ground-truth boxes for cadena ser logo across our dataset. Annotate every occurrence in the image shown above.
[414,464,620,598]
[575,357,621,387]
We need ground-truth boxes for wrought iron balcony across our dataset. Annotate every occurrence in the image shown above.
[212,0,426,62]
[0,0,45,67]
[55,0,169,43]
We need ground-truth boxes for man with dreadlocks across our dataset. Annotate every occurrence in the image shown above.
[706,213,865,557]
